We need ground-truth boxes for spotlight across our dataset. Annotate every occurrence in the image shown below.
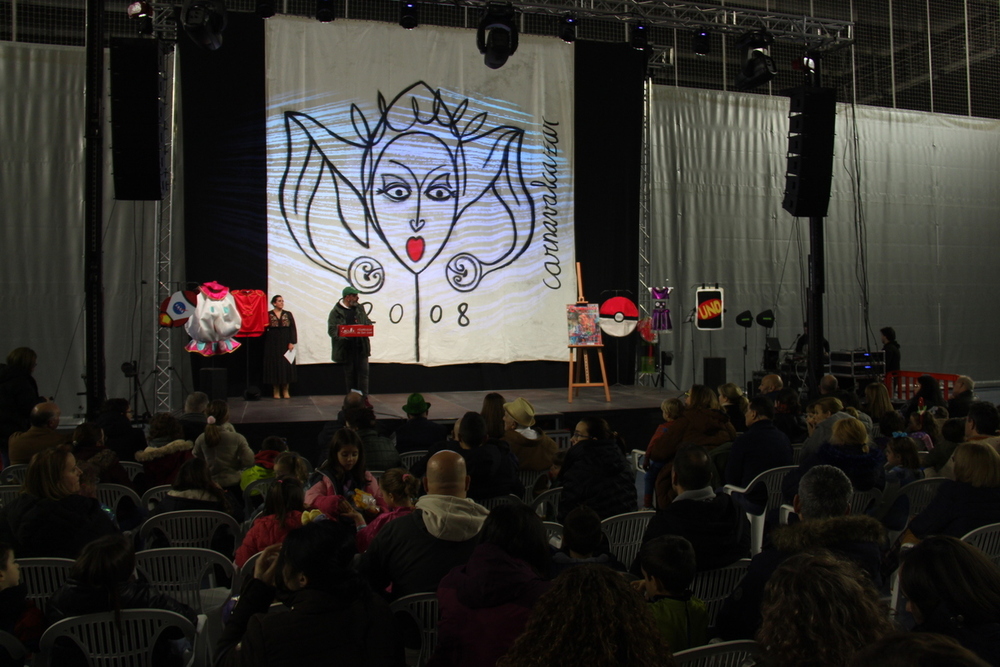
[399,1,418,29]
[756,309,775,328]
[181,0,227,51]
[558,13,576,43]
[630,22,649,51]
[735,310,754,328]
[127,1,154,36]
[734,30,776,90]
[256,0,275,19]
[315,0,335,22]
[692,29,710,56]
[121,361,138,378]
[477,3,518,70]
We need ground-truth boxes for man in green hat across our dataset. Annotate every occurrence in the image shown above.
[328,286,373,395]
[395,392,449,453]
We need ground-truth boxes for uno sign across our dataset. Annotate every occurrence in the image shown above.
[696,289,724,330]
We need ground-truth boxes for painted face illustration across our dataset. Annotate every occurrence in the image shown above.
[370,133,459,274]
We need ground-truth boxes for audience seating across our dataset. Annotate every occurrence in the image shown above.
[896,477,946,518]
[690,558,752,628]
[723,465,798,555]
[120,461,144,482]
[140,484,173,509]
[478,494,523,510]
[0,464,27,485]
[139,510,242,553]
[544,429,572,450]
[629,449,646,474]
[37,609,199,667]
[231,551,263,599]
[516,469,547,503]
[672,639,760,667]
[542,521,563,548]
[400,450,426,471]
[0,485,19,510]
[96,483,143,516]
[135,547,235,614]
[389,592,439,667]
[242,477,277,514]
[791,443,804,465]
[530,486,562,521]
[848,488,881,515]
[369,470,385,483]
[601,510,655,568]
[18,557,74,609]
[961,522,1000,566]
[0,630,27,665]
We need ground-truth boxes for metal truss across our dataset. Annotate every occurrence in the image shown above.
[635,78,656,387]
[153,50,177,413]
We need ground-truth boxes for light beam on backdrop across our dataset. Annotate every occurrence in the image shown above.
[477,3,519,69]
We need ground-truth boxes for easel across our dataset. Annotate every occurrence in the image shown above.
[568,263,611,403]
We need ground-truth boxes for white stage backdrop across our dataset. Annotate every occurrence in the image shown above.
[265,18,575,366]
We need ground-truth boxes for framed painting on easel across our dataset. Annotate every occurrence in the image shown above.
[567,304,601,346]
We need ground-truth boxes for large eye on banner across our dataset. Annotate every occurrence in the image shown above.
[696,288,724,330]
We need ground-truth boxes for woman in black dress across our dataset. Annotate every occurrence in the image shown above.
[263,295,297,399]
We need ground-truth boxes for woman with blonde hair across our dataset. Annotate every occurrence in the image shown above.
[908,442,1000,539]
[863,382,894,423]
[781,417,884,503]
[757,550,894,667]
[193,400,254,496]
[718,382,749,432]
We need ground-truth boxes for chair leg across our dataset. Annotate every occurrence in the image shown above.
[748,514,765,556]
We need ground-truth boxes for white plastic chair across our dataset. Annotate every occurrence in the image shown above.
[723,465,798,555]
[400,450,426,471]
[530,486,562,521]
[135,547,236,613]
[848,487,882,515]
[96,483,143,515]
[962,522,1000,566]
[390,592,439,667]
[690,558,752,627]
[601,510,656,568]
[139,510,242,554]
[242,477,277,512]
[516,469,547,503]
[0,485,20,510]
[231,551,263,598]
[672,639,760,667]
[18,557,74,609]
[542,521,563,548]
[898,477,946,518]
[0,464,27,485]
[140,484,172,509]
[543,430,572,450]
[478,494,523,510]
[0,630,27,664]
[629,449,646,474]
[121,461,145,482]
[37,609,199,667]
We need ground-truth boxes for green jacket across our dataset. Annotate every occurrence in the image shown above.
[648,593,709,653]
[328,301,372,363]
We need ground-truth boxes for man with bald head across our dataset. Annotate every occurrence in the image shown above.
[757,374,783,401]
[358,450,489,599]
[8,401,69,464]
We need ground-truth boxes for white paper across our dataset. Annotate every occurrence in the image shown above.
[284,347,296,364]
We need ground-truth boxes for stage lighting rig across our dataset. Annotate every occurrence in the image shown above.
[316,0,335,23]
[477,3,519,69]
[630,21,649,51]
[126,1,154,36]
[181,0,228,50]
[400,1,419,29]
[756,309,775,328]
[558,13,577,43]
[734,30,776,90]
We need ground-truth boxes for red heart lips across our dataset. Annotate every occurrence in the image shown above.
[406,236,425,262]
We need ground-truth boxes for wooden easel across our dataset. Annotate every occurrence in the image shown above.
[568,263,611,403]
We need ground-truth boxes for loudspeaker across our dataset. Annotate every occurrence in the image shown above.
[782,86,836,218]
[703,357,727,389]
[109,38,168,201]
[199,368,228,401]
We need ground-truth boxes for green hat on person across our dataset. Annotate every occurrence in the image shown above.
[403,393,431,415]
[342,286,360,297]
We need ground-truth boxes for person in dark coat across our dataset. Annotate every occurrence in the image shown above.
[908,442,1000,540]
[95,398,147,462]
[0,347,43,468]
[395,393,450,454]
[716,465,885,641]
[772,388,808,445]
[900,536,1000,666]
[69,423,133,489]
[948,375,976,420]
[217,522,404,667]
[346,405,401,471]
[177,391,209,443]
[557,417,637,522]
[881,326,901,374]
[903,374,947,420]
[725,397,793,512]
[782,417,884,504]
[431,503,551,667]
[0,446,116,559]
[549,506,627,576]
[632,444,749,575]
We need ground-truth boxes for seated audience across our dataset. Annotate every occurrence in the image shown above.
[724,396,793,512]
[70,422,132,488]
[193,400,254,495]
[502,397,558,471]
[95,398,147,462]
[923,417,965,476]
[314,392,366,464]
[149,458,242,529]
[135,412,195,487]
[216,522,403,666]
[633,444,749,574]
[497,564,673,667]
[358,451,487,600]
[241,435,288,489]
[395,393,449,454]
[717,465,885,640]
[480,392,507,441]
[907,442,1000,540]
[0,542,43,662]
[851,632,991,667]
[432,503,551,667]
[757,374,783,402]
[349,468,419,553]
[884,436,923,487]
[907,410,941,451]
[0,347,43,468]
[305,429,386,518]
[799,397,852,461]
[272,451,309,484]
[235,478,305,567]
[632,535,707,653]
[863,382,895,436]
[177,391,209,443]
[718,382,748,432]
[949,375,976,419]
[345,405,401,471]
[557,417,636,522]
[642,398,685,508]
[0,446,116,558]
[904,374,947,420]
[900,536,1000,666]
[756,550,894,667]
[783,417,884,503]
[773,387,808,444]
[550,506,626,576]
[7,401,67,466]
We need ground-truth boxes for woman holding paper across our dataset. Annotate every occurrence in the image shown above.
[263,295,297,399]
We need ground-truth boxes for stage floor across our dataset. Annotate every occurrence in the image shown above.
[229,385,680,428]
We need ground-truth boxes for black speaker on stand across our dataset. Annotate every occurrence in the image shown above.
[704,357,727,389]
[782,86,836,218]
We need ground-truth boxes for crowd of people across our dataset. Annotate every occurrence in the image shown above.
[1,342,1000,666]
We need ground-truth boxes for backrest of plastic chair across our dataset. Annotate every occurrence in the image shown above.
[139,510,241,551]
[848,488,881,515]
[140,485,172,508]
[96,484,142,514]
[390,593,439,667]
[601,511,656,568]
[0,485,20,510]
[748,465,798,514]
[791,444,804,465]
[962,522,1000,566]
[400,450,427,471]
[243,477,277,512]
[629,449,645,474]
[0,630,27,662]
[530,487,562,521]
[232,551,263,597]
[135,547,235,613]
[38,609,195,667]
[18,558,75,608]
[901,477,946,517]
[690,559,752,627]
[672,639,760,667]
[516,470,547,503]
[478,494,523,510]
[0,465,27,485]
[544,430,572,450]
[120,462,144,482]
[542,521,563,547]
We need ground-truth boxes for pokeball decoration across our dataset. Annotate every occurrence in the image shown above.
[158,290,198,327]
[599,296,639,337]
[696,288,724,330]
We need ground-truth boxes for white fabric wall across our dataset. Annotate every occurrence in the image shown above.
[0,42,179,415]
[650,86,1000,390]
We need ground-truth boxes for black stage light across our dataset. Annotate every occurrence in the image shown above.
[181,0,228,50]
[756,309,775,328]
[735,310,754,328]
[400,1,419,29]
[127,1,154,36]
[558,13,576,43]
[692,29,710,56]
[734,30,776,90]
[630,22,648,51]
[315,0,335,23]
[121,361,138,378]
[256,0,275,19]
[477,3,518,69]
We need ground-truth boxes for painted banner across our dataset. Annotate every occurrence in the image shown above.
[265,18,576,365]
